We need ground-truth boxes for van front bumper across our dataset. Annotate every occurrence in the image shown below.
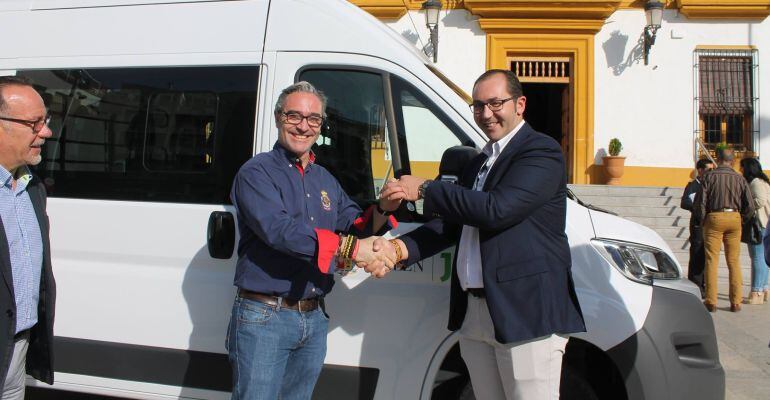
[606,285,725,400]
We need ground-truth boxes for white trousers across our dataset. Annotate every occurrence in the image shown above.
[459,295,568,400]
[2,332,28,400]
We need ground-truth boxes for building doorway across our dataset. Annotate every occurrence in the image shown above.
[523,83,569,151]
[510,57,573,179]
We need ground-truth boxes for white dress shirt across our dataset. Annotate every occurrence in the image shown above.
[456,120,525,290]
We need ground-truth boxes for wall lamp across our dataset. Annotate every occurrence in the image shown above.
[421,0,442,62]
[643,0,664,65]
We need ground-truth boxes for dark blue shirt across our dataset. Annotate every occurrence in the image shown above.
[231,143,374,299]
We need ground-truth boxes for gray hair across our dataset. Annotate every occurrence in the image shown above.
[274,81,327,118]
[0,76,34,113]
[718,148,735,163]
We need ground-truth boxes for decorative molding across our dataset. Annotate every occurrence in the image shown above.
[675,0,770,19]
[463,0,622,19]
[402,0,466,9]
[347,0,408,19]
[695,44,757,50]
[351,0,770,21]
[479,18,605,33]
[348,0,464,18]
[487,34,596,184]
[618,0,677,9]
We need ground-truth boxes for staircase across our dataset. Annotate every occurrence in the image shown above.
[569,185,753,274]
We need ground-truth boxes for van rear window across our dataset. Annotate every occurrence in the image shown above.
[21,66,257,204]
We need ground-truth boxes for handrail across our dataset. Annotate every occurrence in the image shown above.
[695,136,717,165]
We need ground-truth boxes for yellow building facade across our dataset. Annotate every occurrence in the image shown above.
[350,0,770,186]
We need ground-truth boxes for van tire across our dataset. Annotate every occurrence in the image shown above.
[560,365,599,400]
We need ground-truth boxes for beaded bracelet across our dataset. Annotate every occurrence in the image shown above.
[336,235,358,273]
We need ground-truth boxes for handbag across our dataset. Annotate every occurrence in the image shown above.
[741,214,764,245]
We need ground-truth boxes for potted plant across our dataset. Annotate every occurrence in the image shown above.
[603,138,625,185]
[715,142,728,159]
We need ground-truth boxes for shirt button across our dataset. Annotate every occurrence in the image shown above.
[310,216,314,221]
[306,193,310,198]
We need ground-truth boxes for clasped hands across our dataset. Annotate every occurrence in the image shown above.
[347,176,424,278]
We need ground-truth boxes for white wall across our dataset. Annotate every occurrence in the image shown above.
[383,7,770,171]
[384,9,486,95]
[595,9,770,168]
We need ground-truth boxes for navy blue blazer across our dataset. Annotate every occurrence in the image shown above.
[400,123,585,344]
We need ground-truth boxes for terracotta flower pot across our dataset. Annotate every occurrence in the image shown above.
[603,156,626,185]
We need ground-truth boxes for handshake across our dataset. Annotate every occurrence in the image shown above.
[335,175,428,278]
[351,236,406,278]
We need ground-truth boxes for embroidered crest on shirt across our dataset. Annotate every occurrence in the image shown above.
[320,190,332,211]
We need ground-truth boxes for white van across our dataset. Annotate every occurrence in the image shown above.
[1,1,724,399]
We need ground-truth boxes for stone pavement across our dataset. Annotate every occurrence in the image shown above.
[710,272,770,400]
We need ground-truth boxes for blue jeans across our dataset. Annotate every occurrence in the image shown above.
[226,296,328,400]
[748,242,770,292]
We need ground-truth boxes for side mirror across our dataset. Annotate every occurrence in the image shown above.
[399,145,480,222]
[437,145,480,184]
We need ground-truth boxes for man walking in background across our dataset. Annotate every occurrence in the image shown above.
[695,149,753,312]
[0,76,56,399]
[681,158,714,296]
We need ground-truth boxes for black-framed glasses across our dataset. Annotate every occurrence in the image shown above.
[0,113,52,133]
[469,97,515,114]
[280,111,324,128]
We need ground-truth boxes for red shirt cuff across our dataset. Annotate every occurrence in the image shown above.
[388,214,398,229]
[315,228,339,274]
[353,205,375,231]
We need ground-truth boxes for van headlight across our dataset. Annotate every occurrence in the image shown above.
[591,239,681,284]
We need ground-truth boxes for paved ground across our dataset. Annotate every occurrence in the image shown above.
[711,271,770,400]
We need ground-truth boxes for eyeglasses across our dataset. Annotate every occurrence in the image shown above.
[0,113,52,133]
[280,111,324,128]
[469,97,515,114]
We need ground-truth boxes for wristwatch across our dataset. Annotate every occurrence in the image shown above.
[418,180,433,200]
[376,203,392,216]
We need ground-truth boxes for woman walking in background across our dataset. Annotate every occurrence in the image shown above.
[740,157,770,304]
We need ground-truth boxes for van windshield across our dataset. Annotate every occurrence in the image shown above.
[426,64,472,105]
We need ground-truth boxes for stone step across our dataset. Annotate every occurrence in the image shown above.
[575,194,683,207]
[569,184,685,198]
[626,216,690,228]
[672,251,752,265]
[650,226,690,240]
[597,205,690,218]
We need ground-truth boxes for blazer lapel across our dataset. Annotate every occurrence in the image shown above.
[482,122,532,191]
[0,215,12,295]
[27,177,48,236]
[461,153,489,189]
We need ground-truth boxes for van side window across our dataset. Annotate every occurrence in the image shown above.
[22,67,257,204]
[391,77,467,181]
[300,69,388,203]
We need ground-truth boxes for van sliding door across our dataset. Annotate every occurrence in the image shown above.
[20,66,258,397]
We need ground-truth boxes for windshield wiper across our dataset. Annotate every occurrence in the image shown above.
[566,188,618,216]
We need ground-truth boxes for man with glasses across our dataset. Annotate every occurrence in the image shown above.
[0,76,56,400]
[226,81,398,400]
[378,70,585,400]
